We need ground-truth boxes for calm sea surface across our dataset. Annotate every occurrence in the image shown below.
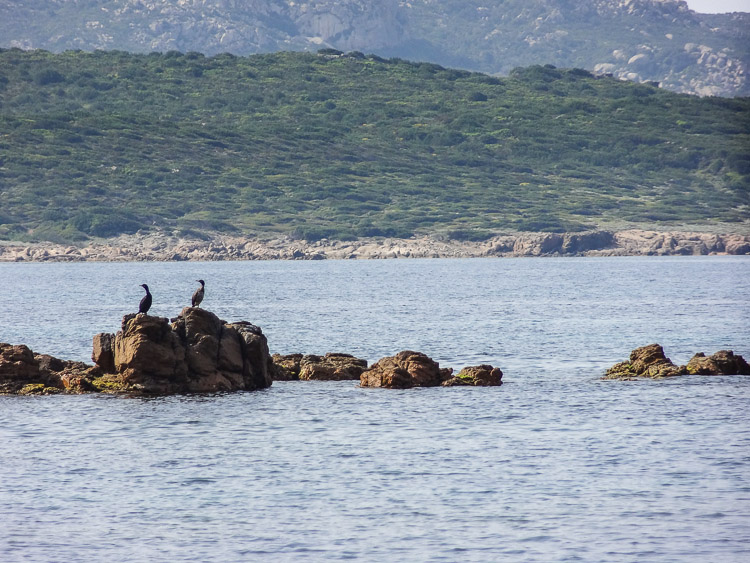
[1,257,749,562]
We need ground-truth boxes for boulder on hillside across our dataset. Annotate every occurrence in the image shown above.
[94,308,273,394]
[360,350,452,389]
[604,343,686,380]
[442,364,503,386]
[686,350,750,375]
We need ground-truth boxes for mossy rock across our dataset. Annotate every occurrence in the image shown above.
[18,383,61,395]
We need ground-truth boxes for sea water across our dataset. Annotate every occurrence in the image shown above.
[1,257,749,561]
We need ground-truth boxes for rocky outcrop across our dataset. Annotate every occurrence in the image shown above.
[3,309,273,395]
[270,352,368,381]
[360,351,453,389]
[3,230,748,262]
[0,342,105,394]
[604,343,687,380]
[442,365,503,387]
[95,308,272,394]
[686,350,750,375]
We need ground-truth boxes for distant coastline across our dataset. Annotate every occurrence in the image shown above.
[1,230,748,262]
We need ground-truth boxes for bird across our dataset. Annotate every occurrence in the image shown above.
[192,279,205,307]
[139,284,152,314]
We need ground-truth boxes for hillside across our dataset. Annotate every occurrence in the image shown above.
[0,0,747,97]
[0,49,748,244]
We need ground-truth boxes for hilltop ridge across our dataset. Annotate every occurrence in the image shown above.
[0,0,748,96]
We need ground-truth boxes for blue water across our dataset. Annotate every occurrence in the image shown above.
[1,257,749,562]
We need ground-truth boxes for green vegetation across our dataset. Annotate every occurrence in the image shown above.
[0,48,748,242]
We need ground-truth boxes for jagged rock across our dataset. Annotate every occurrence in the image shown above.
[0,343,46,393]
[360,350,452,389]
[604,343,686,380]
[686,350,750,375]
[1,342,105,394]
[106,308,272,394]
[92,332,115,373]
[114,313,188,393]
[228,321,274,390]
[298,353,368,381]
[442,364,503,387]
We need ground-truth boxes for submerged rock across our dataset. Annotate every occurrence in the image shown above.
[686,350,750,375]
[94,308,273,394]
[360,350,453,389]
[442,364,503,386]
[604,344,686,380]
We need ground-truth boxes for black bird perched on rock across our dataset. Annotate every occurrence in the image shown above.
[139,284,152,314]
[192,279,205,307]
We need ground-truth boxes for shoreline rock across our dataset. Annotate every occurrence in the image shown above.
[1,229,749,262]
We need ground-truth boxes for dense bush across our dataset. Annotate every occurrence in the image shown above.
[0,49,747,242]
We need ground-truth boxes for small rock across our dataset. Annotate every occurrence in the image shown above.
[604,344,686,380]
[360,350,452,389]
[299,353,368,381]
[443,364,503,386]
[686,350,750,375]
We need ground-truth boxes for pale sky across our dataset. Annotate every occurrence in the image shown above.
[685,0,750,13]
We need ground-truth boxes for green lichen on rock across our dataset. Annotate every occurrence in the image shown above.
[442,364,503,386]
[18,383,61,395]
[604,344,686,380]
[88,374,128,393]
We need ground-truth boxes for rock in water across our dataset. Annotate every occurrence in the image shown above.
[443,365,503,386]
[686,350,750,375]
[95,308,273,394]
[1,342,105,394]
[271,353,305,380]
[298,353,368,381]
[92,333,115,373]
[270,352,368,381]
[604,343,687,380]
[360,350,452,389]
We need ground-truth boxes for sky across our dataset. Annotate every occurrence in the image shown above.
[685,0,750,12]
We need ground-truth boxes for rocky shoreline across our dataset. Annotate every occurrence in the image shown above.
[1,229,749,262]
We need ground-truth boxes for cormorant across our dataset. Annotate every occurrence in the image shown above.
[139,284,152,314]
[192,279,205,307]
